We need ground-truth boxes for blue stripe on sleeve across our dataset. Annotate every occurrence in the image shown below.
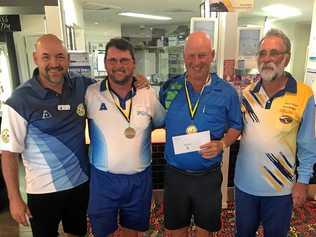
[297,96,316,184]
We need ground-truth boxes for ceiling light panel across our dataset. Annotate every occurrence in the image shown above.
[262,4,301,19]
[118,12,172,21]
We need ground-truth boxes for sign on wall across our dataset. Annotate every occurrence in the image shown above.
[0,15,21,32]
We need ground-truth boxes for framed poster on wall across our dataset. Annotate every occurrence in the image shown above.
[190,17,218,54]
[237,26,262,69]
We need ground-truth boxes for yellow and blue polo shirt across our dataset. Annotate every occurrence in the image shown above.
[235,72,316,196]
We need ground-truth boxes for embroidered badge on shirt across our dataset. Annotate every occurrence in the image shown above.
[42,110,52,119]
[1,128,9,143]
[279,115,293,124]
[76,103,85,117]
[99,103,107,111]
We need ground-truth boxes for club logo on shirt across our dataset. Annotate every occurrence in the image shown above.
[279,115,293,124]
[1,128,9,144]
[42,110,52,119]
[76,103,85,117]
[99,103,107,111]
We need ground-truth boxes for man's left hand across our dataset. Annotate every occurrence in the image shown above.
[199,140,223,159]
[292,182,308,208]
[134,74,150,89]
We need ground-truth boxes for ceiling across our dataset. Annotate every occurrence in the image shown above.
[80,0,314,27]
[0,0,58,14]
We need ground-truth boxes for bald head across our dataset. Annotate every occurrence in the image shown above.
[184,31,213,53]
[33,34,70,91]
[184,31,215,82]
[35,34,66,52]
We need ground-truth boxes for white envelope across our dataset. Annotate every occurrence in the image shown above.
[172,130,210,155]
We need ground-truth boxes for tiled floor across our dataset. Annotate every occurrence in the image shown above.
[0,160,69,237]
[0,160,32,237]
[0,210,32,237]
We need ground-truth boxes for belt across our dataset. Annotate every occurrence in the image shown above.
[167,163,221,176]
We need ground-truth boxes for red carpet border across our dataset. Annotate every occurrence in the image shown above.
[88,200,316,237]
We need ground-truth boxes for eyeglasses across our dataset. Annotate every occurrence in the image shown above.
[106,57,133,65]
[257,49,289,59]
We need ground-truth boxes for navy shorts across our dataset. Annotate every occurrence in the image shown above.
[27,181,89,237]
[235,187,293,237]
[88,166,152,237]
[164,164,223,232]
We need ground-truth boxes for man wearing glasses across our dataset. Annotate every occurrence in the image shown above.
[234,29,316,237]
[85,38,165,237]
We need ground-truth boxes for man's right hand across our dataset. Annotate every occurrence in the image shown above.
[9,197,32,226]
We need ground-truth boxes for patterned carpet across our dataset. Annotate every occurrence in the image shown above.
[88,195,316,237]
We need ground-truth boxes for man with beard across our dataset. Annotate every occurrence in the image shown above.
[0,34,148,237]
[0,34,90,237]
[85,38,165,237]
[234,29,316,237]
[160,31,242,237]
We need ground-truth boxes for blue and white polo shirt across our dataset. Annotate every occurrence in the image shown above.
[85,79,165,174]
[0,69,93,194]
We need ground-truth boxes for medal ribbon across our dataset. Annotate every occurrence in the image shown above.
[184,75,210,120]
[106,80,132,123]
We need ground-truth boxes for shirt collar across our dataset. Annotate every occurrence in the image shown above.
[28,68,73,99]
[251,71,297,94]
[184,72,216,89]
[100,77,136,100]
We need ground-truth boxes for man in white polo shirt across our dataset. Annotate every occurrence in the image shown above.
[85,38,165,237]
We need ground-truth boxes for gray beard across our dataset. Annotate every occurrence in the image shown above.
[261,73,278,82]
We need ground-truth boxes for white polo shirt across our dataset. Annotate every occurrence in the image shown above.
[85,79,165,174]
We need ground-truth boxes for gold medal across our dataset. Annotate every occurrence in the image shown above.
[124,127,136,139]
[107,80,136,139]
[184,76,210,134]
[186,124,198,134]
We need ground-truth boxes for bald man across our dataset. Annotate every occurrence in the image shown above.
[0,34,91,237]
[159,31,242,237]
[0,34,149,237]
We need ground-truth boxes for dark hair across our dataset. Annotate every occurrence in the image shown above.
[105,38,135,62]
[259,28,291,54]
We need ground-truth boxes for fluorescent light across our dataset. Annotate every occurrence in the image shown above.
[118,12,172,21]
[262,4,301,19]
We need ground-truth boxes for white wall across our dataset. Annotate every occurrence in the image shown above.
[84,22,121,51]
[271,21,311,81]
[61,0,85,50]
[291,23,310,81]
[45,6,64,40]
[13,15,46,83]
[62,0,84,28]
[306,0,316,71]
[20,14,45,33]
[304,0,316,93]
[238,16,311,81]
[84,23,121,77]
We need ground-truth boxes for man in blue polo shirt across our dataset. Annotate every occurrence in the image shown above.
[160,31,242,237]
[0,34,148,237]
[0,34,91,237]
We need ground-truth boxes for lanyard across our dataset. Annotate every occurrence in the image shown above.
[106,80,133,123]
[184,75,210,120]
